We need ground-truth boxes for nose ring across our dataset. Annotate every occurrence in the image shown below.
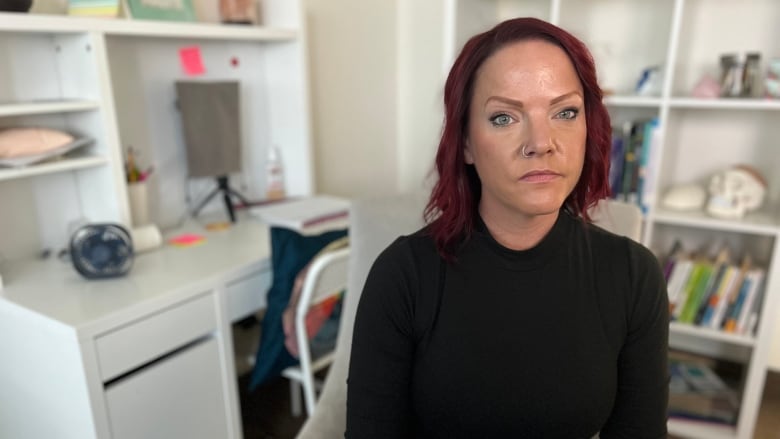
[522,144,532,158]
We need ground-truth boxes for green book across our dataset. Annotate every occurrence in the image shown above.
[680,263,714,324]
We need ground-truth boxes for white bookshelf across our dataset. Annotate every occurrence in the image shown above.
[0,12,298,40]
[669,97,780,111]
[0,156,108,182]
[652,208,780,237]
[603,95,663,108]
[0,3,312,438]
[0,4,314,257]
[445,1,780,438]
[0,99,100,116]
[670,322,757,347]
[667,418,737,439]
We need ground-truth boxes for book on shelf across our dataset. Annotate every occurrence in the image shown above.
[724,268,765,334]
[674,260,712,323]
[668,355,740,426]
[248,194,350,236]
[608,118,659,213]
[664,243,764,336]
[692,249,730,325]
[637,118,660,214]
[608,127,625,199]
[620,120,642,204]
[700,264,739,329]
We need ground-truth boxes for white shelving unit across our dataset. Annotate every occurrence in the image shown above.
[0,3,312,439]
[0,3,314,260]
[445,1,780,438]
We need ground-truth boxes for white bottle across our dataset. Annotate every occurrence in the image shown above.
[266,146,286,200]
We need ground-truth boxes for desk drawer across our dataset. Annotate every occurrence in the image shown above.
[105,337,229,439]
[96,293,217,382]
[225,269,270,322]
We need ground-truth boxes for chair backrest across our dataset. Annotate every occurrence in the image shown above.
[296,190,428,439]
[588,199,643,242]
[295,247,350,320]
[294,247,350,362]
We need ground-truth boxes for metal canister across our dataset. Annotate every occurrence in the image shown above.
[720,52,761,97]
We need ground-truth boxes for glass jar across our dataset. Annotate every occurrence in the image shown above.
[219,0,257,25]
[720,52,761,98]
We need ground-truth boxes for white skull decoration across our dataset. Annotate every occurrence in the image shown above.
[706,165,767,219]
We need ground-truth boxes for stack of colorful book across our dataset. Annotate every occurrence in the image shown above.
[664,242,765,336]
[608,117,661,214]
[67,0,120,17]
[668,350,741,425]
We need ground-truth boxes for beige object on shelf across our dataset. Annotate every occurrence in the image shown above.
[129,224,162,253]
[0,127,73,158]
[219,0,257,24]
[707,165,767,219]
[127,181,149,227]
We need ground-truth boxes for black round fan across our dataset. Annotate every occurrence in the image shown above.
[69,224,134,279]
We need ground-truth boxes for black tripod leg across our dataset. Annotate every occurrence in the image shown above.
[223,190,236,222]
[192,186,220,217]
[227,188,251,206]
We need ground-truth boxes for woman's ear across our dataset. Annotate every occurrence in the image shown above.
[464,139,474,164]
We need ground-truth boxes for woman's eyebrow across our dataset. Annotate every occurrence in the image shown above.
[484,91,583,109]
[550,91,583,105]
[484,95,522,108]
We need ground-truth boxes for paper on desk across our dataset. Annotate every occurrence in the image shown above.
[249,195,350,236]
[168,233,205,247]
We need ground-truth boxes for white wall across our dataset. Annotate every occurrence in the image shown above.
[397,0,447,194]
[304,0,447,198]
[303,0,400,198]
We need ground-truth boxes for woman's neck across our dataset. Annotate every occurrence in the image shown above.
[478,205,560,251]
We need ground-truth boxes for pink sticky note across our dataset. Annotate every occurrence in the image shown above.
[168,233,206,247]
[179,46,206,76]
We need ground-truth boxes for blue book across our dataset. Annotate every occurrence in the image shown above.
[608,128,625,199]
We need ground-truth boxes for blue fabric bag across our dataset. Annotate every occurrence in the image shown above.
[248,226,347,390]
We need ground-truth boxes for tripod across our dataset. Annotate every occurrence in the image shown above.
[192,175,250,223]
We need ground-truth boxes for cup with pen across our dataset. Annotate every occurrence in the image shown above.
[125,147,153,227]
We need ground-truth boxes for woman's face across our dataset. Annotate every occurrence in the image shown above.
[465,39,586,222]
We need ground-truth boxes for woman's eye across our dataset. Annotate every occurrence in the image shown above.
[556,108,579,120]
[490,114,513,126]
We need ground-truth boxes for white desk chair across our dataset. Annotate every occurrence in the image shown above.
[589,199,643,242]
[296,191,429,438]
[281,247,350,418]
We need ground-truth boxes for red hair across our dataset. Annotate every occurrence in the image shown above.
[424,17,611,259]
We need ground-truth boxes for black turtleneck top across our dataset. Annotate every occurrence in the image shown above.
[346,210,669,438]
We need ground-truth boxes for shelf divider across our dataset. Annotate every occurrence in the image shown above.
[0,100,100,117]
[0,156,108,182]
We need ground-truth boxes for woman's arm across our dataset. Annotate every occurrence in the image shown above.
[346,240,418,438]
[601,242,670,439]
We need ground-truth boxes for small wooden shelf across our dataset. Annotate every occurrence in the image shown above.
[668,418,736,439]
[651,208,780,237]
[670,322,756,347]
[0,156,108,181]
[603,95,663,108]
[0,12,297,41]
[669,98,780,111]
[0,100,100,117]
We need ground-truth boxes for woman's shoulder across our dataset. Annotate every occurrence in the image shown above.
[583,219,654,260]
[377,225,440,268]
[584,217,665,290]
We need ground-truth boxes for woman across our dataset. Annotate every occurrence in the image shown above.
[347,17,669,438]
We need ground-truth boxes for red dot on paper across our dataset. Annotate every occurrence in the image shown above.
[231,57,239,67]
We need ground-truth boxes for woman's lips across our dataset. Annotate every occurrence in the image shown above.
[520,170,561,182]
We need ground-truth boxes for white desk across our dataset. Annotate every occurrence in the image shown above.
[0,217,271,439]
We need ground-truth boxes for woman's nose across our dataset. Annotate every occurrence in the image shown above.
[521,117,554,157]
